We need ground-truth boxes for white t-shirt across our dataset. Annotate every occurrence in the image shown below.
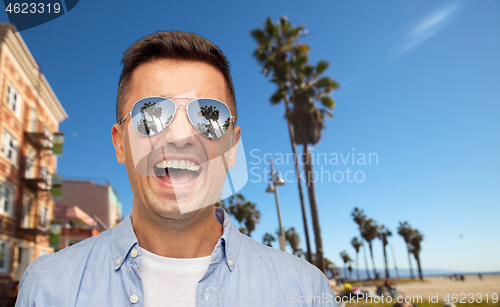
[138,247,212,307]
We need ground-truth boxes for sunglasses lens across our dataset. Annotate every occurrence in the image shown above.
[187,99,232,139]
[131,97,175,136]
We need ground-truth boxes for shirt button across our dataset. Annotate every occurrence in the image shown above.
[131,249,138,258]
[205,288,209,301]
[116,258,121,266]
[130,294,139,304]
[228,258,233,266]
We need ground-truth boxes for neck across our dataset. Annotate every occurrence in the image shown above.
[131,204,223,258]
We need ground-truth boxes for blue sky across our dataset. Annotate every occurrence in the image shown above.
[2,0,499,273]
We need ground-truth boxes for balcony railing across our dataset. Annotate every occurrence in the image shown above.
[22,176,51,191]
[24,130,53,150]
[18,217,51,236]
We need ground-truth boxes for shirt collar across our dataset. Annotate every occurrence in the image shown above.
[110,207,241,271]
[110,212,138,270]
[215,207,241,271]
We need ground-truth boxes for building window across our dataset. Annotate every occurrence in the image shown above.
[41,166,51,190]
[0,182,14,216]
[25,147,36,179]
[28,108,37,132]
[0,241,8,272]
[1,129,18,164]
[23,192,32,228]
[39,205,48,231]
[15,246,31,280]
[6,82,22,117]
[43,127,53,150]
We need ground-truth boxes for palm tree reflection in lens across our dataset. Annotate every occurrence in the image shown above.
[196,104,230,139]
[134,99,231,139]
[136,101,170,136]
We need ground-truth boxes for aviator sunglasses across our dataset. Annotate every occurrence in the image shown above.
[118,96,235,139]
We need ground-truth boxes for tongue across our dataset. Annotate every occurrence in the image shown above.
[163,169,194,184]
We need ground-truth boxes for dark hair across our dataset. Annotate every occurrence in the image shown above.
[116,31,237,123]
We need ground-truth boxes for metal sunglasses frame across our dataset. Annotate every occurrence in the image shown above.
[117,96,235,139]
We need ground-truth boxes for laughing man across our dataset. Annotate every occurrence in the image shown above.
[17,31,336,307]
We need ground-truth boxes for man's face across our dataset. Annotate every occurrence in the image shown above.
[112,59,240,225]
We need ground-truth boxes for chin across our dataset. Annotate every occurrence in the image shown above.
[147,197,214,225]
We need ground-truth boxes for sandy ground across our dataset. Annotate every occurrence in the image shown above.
[358,274,500,302]
[396,275,499,300]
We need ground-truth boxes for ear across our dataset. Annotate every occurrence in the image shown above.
[227,126,241,169]
[111,124,126,164]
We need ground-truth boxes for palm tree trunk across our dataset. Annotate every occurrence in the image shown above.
[362,242,371,280]
[208,119,219,138]
[390,244,401,283]
[407,244,415,279]
[356,251,360,280]
[283,95,313,264]
[369,242,377,279]
[215,121,224,137]
[383,244,390,279]
[303,146,325,274]
[415,253,423,280]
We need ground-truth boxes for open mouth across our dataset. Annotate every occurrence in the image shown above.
[153,159,201,184]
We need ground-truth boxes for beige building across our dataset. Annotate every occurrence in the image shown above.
[55,179,123,230]
[0,24,67,297]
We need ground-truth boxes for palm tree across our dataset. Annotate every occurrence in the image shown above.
[294,248,306,259]
[351,237,362,280]
[351,207,371,280]
[239,227,248,235]
[378,225,392,279]
[340,250,352,280]
[398,221,415,279]
[284,227,300,255]
[287,50,339,276]
[362,218,380,279]
[223,117,231,132]
[207,105,225,136]
[228,197,246,228]
[198,106,220,138]
[196,122,210,137]
[410,229,424,280]
[288,58,338,148]
[262,233,276,247]
[141,101,165,131]
[136,119,151,135]
[136,104,158,136]
[164,115,173,126]
[242,201,260,237]
[251,16,313,264]
[219,193,261,237]
[214,199,228,211]
[324,257,339,279]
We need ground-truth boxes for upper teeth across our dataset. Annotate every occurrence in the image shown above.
[155,160,200,171]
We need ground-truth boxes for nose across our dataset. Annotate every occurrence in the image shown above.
[161,104,196,148]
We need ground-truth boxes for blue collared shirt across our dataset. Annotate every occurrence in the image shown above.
[17,208,336,306]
